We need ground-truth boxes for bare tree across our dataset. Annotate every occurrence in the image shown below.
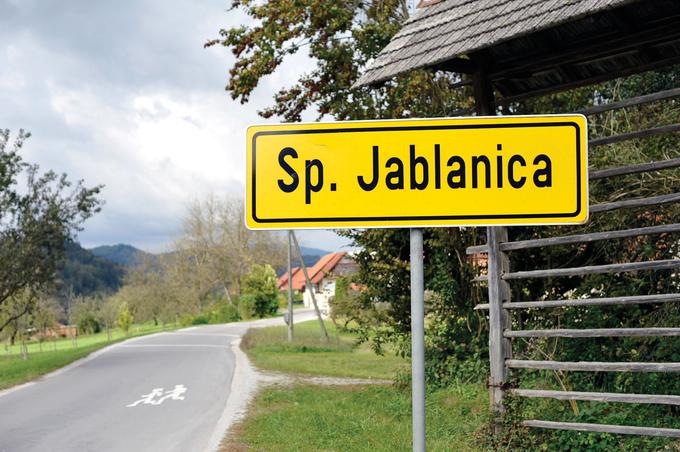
[174,195,285,302]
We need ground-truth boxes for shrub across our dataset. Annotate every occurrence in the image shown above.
[76,314,101,335]
[209,302,241,323]
[238,294,257,320]
[242,264,279,318]
[117,302,133,336]
[191,315,209,325]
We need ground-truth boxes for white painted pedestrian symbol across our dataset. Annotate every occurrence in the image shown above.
[126,385,187,407]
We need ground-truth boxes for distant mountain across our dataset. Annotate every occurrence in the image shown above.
[90,244,149,267]
[299,246,330,257]
[275,246,331,276]
[57,241,125,297]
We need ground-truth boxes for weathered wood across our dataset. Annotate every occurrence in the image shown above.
[466,244,489,254]
[474,71,509,423]
[467,224,680,255]
[485,226,512,413]
[499,53,680,104]
[494,20,680,100]
[590,123,680,147]
[507,359,680,372]
[473,293,680,310]
[512,389,680,405]
[523,420,680,438]
[590,192,680,214]
[473,259,680,281]
[590,157,680,180]
[505,328,680,338]
[579,87,680,116]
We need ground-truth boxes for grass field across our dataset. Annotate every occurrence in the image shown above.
[0,322,178,391]
[2,321,175,356]
[229,382,487,451]
[241,319,406,379]
[228,320,489,451]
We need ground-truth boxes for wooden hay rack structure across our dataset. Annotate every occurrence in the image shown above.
[354,0,680,437]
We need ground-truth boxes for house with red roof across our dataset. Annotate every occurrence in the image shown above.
[276,251,358,314]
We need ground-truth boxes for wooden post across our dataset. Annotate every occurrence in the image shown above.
[473,71,512,421]
[486,227,512,414]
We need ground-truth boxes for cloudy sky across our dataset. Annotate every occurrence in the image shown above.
[0,0,351,252]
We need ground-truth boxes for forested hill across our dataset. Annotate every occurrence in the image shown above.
[57,242,328,295]
[89,244,149,267]
[57,241,125,296]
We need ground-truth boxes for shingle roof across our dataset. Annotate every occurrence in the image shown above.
[354,0,636,87]
[277,252,348,291]
[277,267,301,290]
[308,252,347,285]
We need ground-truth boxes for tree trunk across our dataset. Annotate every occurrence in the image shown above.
[223,284,233,304]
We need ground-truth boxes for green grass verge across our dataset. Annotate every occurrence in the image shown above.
[242,319,406,379]
[228,383,487,452]
[0,322,179,391]
[2,321,175,356]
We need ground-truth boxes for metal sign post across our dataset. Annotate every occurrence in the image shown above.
[287,230,294,341]
[410,228,426,452]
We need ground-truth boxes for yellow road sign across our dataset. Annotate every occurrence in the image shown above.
[246,115,588,229]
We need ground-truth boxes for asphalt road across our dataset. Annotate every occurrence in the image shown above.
[0,309,316,452]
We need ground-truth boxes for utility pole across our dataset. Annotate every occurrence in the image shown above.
[290,231,330,341]
[287,230,294,342]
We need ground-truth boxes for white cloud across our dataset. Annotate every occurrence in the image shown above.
[0,0,349,252]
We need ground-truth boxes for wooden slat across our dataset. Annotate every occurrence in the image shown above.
[590,192,680,214]
[450,107,474,116]
[512,389,680,405]
[589,123,680,147]
[466,223,680,255]
[466,244,489,254]
[507,360,680,372]
[523,420,680,438]
[505,327,680,338]
[579,87,680,116]
[590,157,680,180]
[473,259,680,281]
[473,293,680,310]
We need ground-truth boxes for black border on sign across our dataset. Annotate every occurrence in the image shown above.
[251,122,582,223]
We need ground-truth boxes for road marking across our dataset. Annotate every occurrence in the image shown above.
[126,385,187,407]
[119,344,230,348]
[169,332,240,337]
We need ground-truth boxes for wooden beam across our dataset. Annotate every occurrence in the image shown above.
[578,87,680,116]
[507,360,680,372]
[498,53,680,104]
[512,389,680,405]
[466,223,680,255]
[491,19,680,87]
[475,259,680,281]
[492,259,680,281]
[474,70,508,422]
[590,192,680,214]
[473,293,680,311]
[523,420,680,438]
[434,57,477,74]
[590,157,680,180]
[590,123,680,147]
[505,328,680,338]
